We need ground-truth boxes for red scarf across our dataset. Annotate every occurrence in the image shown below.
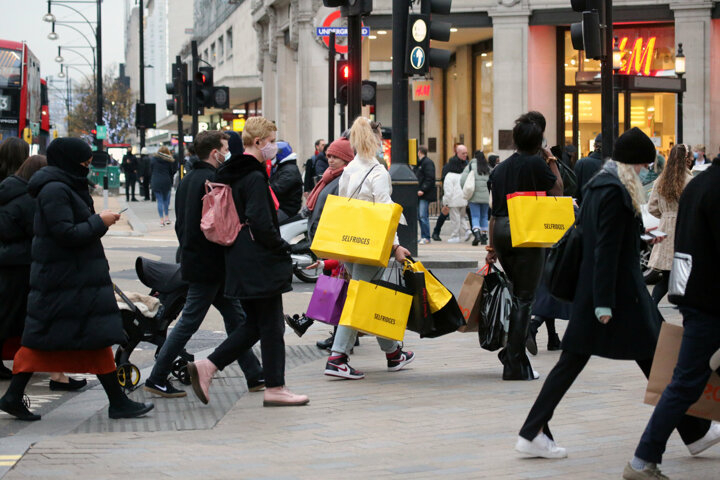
[306,166,345,211]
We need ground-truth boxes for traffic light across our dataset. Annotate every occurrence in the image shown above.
[361,80,376,107]
[405,0,453,75]
[336,59,349,104]
[211,86,230,109]
[166,62,180,112]
[322,0,372,16]
[195,66,214,108]
[570,0,604,60]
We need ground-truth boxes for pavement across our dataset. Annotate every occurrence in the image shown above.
[0,188,717,479]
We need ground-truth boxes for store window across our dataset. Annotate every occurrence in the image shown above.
[559,24,677,159]
[226,28,233,59]
[474,51,494,153]
[211,42,216,64]
[218,35,224,64]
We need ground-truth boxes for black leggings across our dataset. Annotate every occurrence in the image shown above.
[519,350,710,443]
[208,295,285,388]
[651,270,670,305]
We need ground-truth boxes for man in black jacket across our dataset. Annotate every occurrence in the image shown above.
[574,133,603,204]
[270,141,303,223]
[144,130,264,398]
[626,157,720,480]
[414,146,436,243]
[121,148,139,202]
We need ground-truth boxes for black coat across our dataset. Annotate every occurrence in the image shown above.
[175,161,224,284]
[151,155,175,194]
[270,159,303,218]
[0,175,35,266]
[563,163,661,360]
[22,166,124,350]
[414,155,437,202]
[121,154,138,180]
[574,151,602,204]
[216,154,292,300]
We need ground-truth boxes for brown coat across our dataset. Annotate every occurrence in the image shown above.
[647,172,693,271]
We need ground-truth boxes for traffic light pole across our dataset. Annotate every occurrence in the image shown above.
[191,40,199,138]
[347,15,362,123]
[175,56,185,166]
[95,0,103,152]
[138,0,145,149]
[390,0,418,257]
[328,32,335,143]
[601,0,614,160]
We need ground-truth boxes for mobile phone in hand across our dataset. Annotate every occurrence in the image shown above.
[117,207,128,215]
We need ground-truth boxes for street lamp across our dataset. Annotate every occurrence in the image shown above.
[43,1,56,22]
[55,47,64,63]
[612,36,622,71]
[58,65,65,78]
[612,36,621,140]
[48,22,59,40]
[675,43,685,144]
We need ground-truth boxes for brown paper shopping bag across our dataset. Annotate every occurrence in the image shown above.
[456,265,488,333]
[644,323,720,422]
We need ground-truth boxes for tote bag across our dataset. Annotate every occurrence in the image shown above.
[507,192,575,247]
[339,279,412,341]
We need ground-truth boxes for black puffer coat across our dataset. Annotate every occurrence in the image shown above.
[562,161,661,360]
[414,156,437,202]
[22,166,125,350]
[270,158,303,218]
[216,154,292,300]
[0,175,35,266]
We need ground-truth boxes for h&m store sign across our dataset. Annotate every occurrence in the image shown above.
[614,25,676,77]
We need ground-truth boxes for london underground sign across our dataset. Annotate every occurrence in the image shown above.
[317,10,369,54]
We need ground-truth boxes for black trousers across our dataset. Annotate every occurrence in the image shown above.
[519,349,710,444]
[208,295,285,388]
[651,270,670,305]
[125,175,137,201]
[142,176,151,200]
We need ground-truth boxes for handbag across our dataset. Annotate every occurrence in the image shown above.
[457,264,489,332]
[339,278,412,341]
[506,192,575,247]
[401,268,433,335]
[311,166,403,267]
[306,267,348,325]
[543,205,583,303]
[478,265,511,351]
[667,252,692,303]
[462,167,476,200]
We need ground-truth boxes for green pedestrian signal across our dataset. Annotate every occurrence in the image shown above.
[96,125,107,140]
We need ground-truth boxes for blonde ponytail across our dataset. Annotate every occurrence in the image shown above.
[349,116,379,160]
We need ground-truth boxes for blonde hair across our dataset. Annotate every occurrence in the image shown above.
[349,116,379,160]
[616,162,646,215]
[242,117,278,147]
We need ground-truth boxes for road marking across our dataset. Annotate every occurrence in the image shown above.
[0,455,22,467]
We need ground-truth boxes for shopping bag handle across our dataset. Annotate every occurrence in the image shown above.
[477,264,491,275]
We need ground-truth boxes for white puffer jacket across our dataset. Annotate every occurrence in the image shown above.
[443,172,467,208]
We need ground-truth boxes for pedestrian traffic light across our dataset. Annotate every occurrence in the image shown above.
[195,66,214,108]
[405,0,453,75]
[570,0,604,60]
[166,62,180,112]
[361,80,376,107]
[211,86,230,109]
[322,0,372,16]
[336,59,349,104]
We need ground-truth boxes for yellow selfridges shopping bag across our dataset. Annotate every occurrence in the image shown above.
[339,279,412,341]
[507,192,575,248]
[311,194,403,267]
[404,260,452,313]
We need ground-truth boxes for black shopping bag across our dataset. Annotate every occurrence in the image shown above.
[478,266,511,351]
[422,295,465,338]
[403,269,433,335]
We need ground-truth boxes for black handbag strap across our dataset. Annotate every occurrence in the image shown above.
[349,164,378,200]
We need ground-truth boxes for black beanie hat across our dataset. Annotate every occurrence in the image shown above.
[47,137,93,177]
[613,127,656,165]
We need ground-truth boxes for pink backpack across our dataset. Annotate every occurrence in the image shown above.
[201,181,242,246]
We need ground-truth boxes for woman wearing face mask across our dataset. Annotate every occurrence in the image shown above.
[515,128,712,464]
[187,117,308,407]
[0,138,154,421]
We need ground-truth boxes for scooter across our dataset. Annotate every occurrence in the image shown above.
[279,216,321,283]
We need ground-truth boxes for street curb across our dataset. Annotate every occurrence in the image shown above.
[121,200,148,235]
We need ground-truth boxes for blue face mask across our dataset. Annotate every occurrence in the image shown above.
[694,152,699,159]
[224,151,232,162]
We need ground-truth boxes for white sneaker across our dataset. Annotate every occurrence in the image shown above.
[464,229,473,241]
[515,433,568,459]
[687,421,720,456]
[447,236,461,243]
[418,238,431,245]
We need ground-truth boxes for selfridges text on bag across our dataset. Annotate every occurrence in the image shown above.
[201,181,242,246]
[506,192,575,247]
[339,279,412,342]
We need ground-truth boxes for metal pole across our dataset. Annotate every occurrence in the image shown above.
[175,56,185,165]
[347,15,362,123]
[95,0,103,152]
[191,40,199,137]
[139,0,146,148]
[328,32,335,143]
[389,0,417,256]
[600,0,613,160]
[677,88,683,144]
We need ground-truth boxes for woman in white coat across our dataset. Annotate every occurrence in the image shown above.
[323,117,415,380]
[443,157,469,243]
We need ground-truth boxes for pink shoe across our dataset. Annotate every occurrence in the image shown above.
[188,359,217,404]
[263,386,309,407]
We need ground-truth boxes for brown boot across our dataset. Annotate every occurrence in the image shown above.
[263,386,309,407]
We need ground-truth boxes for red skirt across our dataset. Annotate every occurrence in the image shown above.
[12,346,116,375]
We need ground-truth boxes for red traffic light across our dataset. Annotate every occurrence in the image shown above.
[341,65,350,79]
[91,129,97,135]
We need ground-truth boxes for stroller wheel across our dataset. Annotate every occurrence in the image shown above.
[171,358,191,385]
[117,363,141,392]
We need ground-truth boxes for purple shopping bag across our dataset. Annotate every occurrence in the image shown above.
[306,274,349,325]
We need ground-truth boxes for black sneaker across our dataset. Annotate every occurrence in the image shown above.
[143,378,187,398]
[0,395,40,421]
[324,355,365,380]
[49,377,87,391]
[547,333,562,351]
[285,314,313,337]
[316,333,335,351]
[387,348,415,372]
[108,399,154,419]
[432,233,442,242]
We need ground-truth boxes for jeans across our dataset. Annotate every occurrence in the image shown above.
[635,306,719,463]
[156,189,171,218]
[331,263,400,355]
[148,281,263,386]
[208,295,286,388]
[418,198,431,240]
[468,202,490,230]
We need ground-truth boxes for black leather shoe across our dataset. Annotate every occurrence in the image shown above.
[0,363,12,380]
[49,377,87,391]
[547,333,562,351]
[431,233,442,242]
[0,396,41,421]
[471,229,482,246]
[316,334,334,351]
[285,314,313,338]
[108,400,154,419]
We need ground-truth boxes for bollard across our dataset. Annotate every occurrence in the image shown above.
[103,175,109,211]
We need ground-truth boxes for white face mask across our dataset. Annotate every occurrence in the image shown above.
[224,151,232,162]
[260,141,278,161]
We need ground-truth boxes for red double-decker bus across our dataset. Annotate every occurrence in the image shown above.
[0,40,44,147]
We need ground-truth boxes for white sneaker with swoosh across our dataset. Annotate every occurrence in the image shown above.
[324,355,365,380]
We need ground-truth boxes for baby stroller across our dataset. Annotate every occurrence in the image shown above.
[112,257,193,392]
